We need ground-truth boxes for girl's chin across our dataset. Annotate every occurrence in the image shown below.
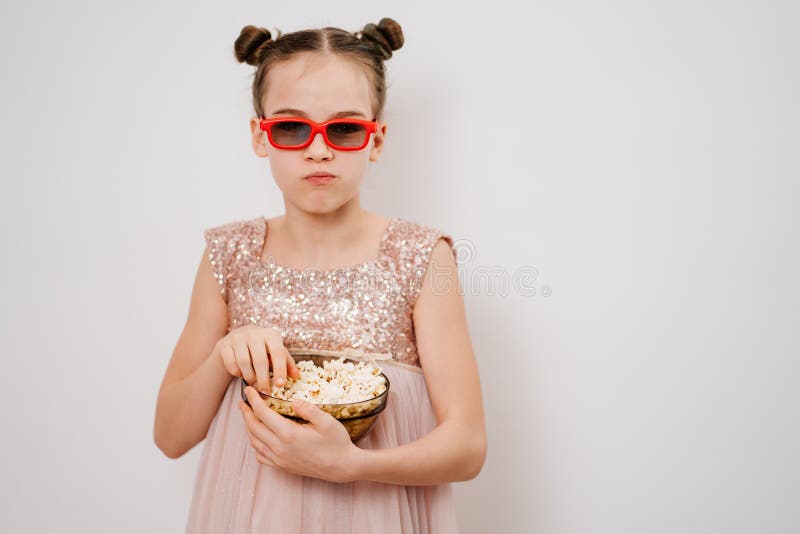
[295,197,344,213]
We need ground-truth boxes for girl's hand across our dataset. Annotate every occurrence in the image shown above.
[239,385,361,483]
[214,325,300,393]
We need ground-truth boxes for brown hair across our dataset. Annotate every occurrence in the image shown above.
[233,18,404,121]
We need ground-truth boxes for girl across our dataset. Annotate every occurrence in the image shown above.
[154,18,486,533]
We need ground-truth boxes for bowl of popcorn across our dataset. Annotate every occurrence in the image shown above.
[240,349,391,443]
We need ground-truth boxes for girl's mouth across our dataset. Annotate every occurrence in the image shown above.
[305,174,336,185]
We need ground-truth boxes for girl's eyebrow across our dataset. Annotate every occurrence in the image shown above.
[270,108,367,119]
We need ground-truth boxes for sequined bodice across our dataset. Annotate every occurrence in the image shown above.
[203,216,455,368]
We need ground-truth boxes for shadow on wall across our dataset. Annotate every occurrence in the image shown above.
[361,60,556,533]
[361,64,453,218]
[457,287,557,533]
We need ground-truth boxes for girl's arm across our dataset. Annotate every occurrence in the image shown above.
[153,246,232,459]
[346,239,487,485]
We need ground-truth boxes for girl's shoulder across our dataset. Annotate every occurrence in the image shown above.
[386,216,458,264]
[203,215,264,244]
[202,215,265,268]
[202,216,265,301]
[384,217,459,307]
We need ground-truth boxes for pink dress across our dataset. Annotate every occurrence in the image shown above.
[185,215,461,533]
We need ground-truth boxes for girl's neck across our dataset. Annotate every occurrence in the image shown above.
[265,202,383,269]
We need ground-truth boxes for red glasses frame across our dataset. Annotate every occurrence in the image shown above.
[258,116,379,151]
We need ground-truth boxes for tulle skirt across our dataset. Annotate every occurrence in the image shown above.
[185,362,460,534]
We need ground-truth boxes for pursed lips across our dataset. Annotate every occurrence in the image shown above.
[304,173,336,185]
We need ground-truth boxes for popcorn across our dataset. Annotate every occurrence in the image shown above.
[268,357,387,405]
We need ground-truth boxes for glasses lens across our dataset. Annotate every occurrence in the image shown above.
[269,120,312,147]
[326,121,368,148]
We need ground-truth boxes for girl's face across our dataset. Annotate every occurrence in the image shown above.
[249,53,387,215]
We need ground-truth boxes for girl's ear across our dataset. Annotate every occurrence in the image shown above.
[250,117,269,158]
[368,122,387,162]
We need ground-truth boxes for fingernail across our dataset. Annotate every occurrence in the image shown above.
[276,378,285,387]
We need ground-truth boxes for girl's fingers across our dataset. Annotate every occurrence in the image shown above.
[265,335,290,388]
[248,338,270,392]
[233,340,256,385]
[239,400,283,451]
[256,452,276,468]
[242,412,278,467]
[287,355,301,379]
[219,343,241,377]
[255,438,277,461]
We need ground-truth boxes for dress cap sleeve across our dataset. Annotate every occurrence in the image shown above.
[203,225,233,303]
[387,219,459,308]
[202,217,265,304]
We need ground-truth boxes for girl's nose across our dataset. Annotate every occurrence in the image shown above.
[304,132,332,160]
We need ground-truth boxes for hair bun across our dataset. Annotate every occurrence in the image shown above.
[234,25,275,66]
[359,18,404,60]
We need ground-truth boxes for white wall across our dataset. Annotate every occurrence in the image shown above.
[1,1,797,532]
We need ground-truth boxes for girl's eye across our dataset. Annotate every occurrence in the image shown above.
[276,122,303,132]
[329,123,360,134]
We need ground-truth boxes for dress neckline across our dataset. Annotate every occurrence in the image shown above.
[255,216,396,274]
